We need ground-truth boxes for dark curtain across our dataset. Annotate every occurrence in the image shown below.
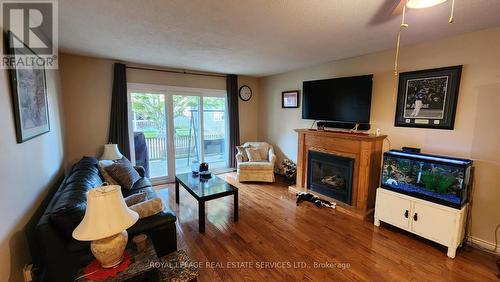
[227,74,240,168]
[108,63,131,159]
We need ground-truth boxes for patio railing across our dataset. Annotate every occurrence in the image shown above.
[145,133,224,160]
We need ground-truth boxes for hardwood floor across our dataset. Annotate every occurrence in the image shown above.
[155,173,498,281]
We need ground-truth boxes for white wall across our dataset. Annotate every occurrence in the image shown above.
[258,27,500,246]
[0,69,65,282]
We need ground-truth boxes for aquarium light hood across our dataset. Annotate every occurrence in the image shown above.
[387,150,471,166]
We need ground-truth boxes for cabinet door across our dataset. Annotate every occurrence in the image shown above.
[376,191,411,229]
[411,202,456,245]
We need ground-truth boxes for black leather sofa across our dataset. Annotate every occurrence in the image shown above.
[34,157,177,282]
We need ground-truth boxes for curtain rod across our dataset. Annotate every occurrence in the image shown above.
[126,65,227,78]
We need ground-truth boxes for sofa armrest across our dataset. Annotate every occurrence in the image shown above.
[268,147,276,167]
[134,166,145,178]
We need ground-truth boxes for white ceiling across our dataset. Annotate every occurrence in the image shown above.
[58,0,500,77]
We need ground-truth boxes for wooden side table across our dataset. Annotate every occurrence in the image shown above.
[77,237,159,282]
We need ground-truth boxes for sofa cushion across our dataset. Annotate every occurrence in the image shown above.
[128,210,177,236]
[105,157,141,189]
[64,157,102,189]
[98,160,119,185]
[129,198,164,219]
[124,192,147,206]
[49,157,103,239]
[238,161,274,170]
[122,185,156,199]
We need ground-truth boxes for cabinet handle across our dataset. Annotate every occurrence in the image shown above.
[404,210,409,218]
[413,213,418,221]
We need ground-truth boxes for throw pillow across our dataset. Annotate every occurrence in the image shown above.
[104,157,141,190]
[245,147,263,162]
[98,160,119,185]
[129,197,164,219]
[124,192,147,206]
[254,147,269,160]
[236,145,250,162]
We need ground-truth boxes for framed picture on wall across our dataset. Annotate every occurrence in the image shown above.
[282,90,299,108]
[394,65,462,130]
[7,33,50,143]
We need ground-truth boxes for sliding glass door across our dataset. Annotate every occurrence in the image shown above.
[172,94,201,174]
[129,91,169,182]
[128,84,228,183]
[203,96,227,170]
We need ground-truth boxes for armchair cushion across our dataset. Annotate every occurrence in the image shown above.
[241,142,272,160]
[236,145,250,162]
[245,147,264,162]
[238,161,274,170]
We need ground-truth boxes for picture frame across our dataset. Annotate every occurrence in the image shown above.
[394,65,462,130]
[7,32,50,143]
[282,90,299,108]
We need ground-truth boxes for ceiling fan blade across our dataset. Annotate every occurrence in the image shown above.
[370,0,405,25]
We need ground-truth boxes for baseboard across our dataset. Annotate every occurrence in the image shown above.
[466,236,500,255]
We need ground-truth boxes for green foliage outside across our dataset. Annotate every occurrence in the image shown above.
[131,93,166,137]
[142,129,158,138]
[132,94,225,136]
[421,172,455,194]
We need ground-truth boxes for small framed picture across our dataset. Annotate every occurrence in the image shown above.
[282,90,299,108]
[395,65,462,130]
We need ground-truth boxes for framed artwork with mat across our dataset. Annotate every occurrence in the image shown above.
[7,32,50,143]
[394,65,462,130]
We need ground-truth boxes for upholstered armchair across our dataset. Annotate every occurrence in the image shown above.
[236,142,276,182]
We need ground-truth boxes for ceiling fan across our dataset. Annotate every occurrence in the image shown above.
[388,0,456,101]
[372,0,454,24]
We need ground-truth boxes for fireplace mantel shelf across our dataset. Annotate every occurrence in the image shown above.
[294,129,387,141]
[292,128,386,220]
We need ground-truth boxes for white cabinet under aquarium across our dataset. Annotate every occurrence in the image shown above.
[375,188,467,258]
[374,150,472,258]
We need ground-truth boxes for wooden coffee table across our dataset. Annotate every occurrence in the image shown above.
[175,173,238,233]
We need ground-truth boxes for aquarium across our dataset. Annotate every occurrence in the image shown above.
[381,150,472,209]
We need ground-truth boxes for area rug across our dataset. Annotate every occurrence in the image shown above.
[158,249,199,282]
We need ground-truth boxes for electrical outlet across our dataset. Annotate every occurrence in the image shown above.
[23,264,33,282]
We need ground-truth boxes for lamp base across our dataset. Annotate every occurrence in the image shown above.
[91,230,128,268]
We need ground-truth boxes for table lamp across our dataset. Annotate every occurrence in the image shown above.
[73,185,139,268]
[100,144,123,160]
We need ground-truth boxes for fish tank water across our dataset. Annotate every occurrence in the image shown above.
[381,150,472,209]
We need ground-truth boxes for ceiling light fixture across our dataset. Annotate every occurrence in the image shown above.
[406,0,448,9]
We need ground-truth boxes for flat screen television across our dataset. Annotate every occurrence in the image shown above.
[302,75,373,124]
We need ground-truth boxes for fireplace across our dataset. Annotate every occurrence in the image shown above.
[293,129,386,219]
[307,150,354,205]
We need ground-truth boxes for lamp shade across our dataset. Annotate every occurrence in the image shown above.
[73,185,139,241]
[100,144,123,160]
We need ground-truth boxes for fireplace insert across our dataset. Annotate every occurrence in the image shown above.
[307,151,354,204]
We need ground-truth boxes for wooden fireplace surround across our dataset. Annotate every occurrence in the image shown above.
[293,129,386,219]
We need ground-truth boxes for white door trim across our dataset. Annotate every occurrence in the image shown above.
[127,83,228,182]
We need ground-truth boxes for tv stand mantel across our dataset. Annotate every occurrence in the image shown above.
[307,128,371,136]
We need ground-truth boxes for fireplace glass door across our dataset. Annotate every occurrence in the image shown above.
[307,151,354,205]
